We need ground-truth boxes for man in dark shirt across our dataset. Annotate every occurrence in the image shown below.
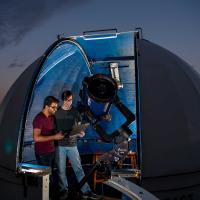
[55,90,102,200]
[33,96,64,168]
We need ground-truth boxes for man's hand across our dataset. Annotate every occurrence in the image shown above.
[78,131,85,138]
[102,114,112,121]
[54,132,64,140]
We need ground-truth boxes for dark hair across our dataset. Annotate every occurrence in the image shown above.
[43,96,59,108]
[61,90,72,101]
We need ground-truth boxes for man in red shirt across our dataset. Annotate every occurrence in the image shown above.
[33,96,64,168]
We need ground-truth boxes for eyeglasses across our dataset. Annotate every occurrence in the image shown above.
[49,106,58,110]
[65,98,73,102]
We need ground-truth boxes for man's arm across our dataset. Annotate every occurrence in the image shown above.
[33,128,64,142]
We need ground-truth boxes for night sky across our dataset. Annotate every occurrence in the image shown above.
[0,0,200,103]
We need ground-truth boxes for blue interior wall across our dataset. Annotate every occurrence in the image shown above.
[75,32,136,139]
[23,32,137,161]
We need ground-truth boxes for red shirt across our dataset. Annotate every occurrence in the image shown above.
[33,112,55,155]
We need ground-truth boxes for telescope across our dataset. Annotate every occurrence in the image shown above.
[79,73,135,143]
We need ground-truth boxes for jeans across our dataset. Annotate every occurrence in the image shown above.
[56,146,91,193]
[35,152,55,168]
[35,152,55,194]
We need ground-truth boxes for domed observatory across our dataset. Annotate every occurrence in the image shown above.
[1,29,200,200]
[0,30,137,199]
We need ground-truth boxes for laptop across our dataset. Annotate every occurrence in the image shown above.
[56,119,89,137]
[69,123,90,137]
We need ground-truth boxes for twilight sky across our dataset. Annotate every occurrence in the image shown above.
[0,0,200,103]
